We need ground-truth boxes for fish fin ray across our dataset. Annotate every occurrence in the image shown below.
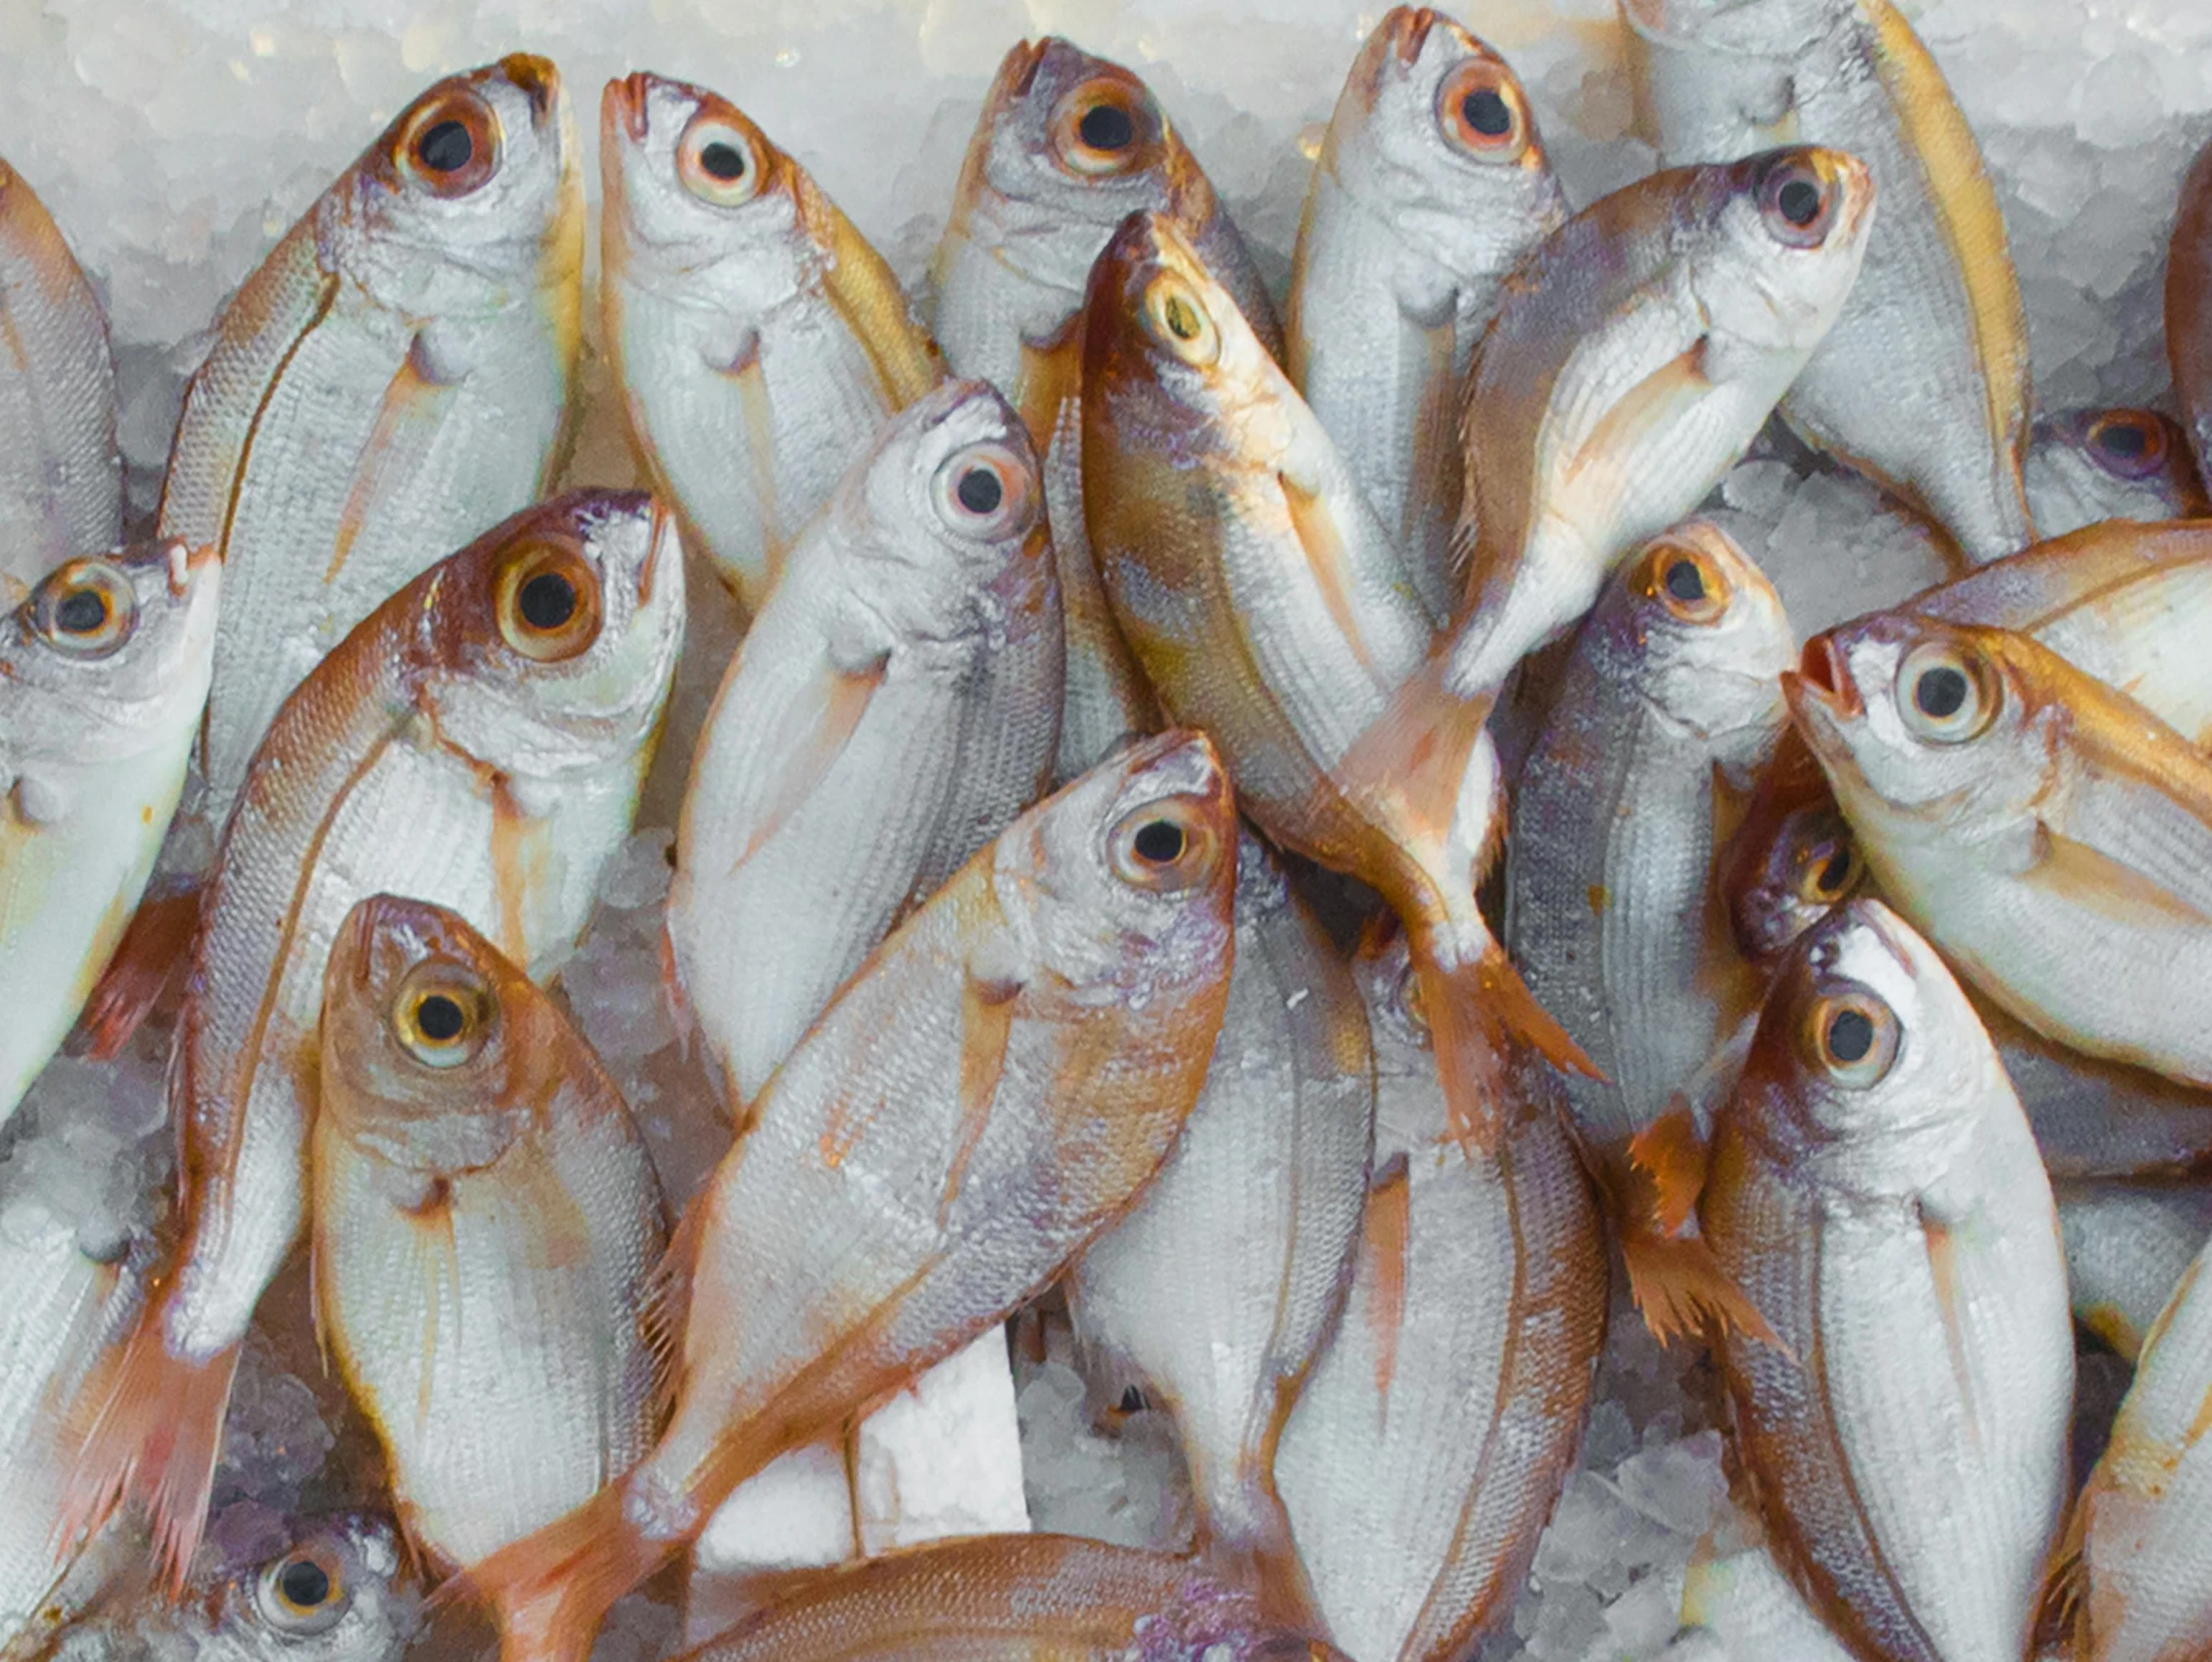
[1278,471,1380,682]
[66,887,204,1061]
[2025,820,2212,932]
[941,971,1022,1230]
[730,654,889,873]
[324,335,458,584]
[1920,1207,1981,1450]
[1628,1095,1711,1237]
[1620,1221,1782,1352]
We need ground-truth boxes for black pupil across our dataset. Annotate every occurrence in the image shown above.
[518,570,577,631]
[2097,419,2150,459]
[278,1558,332,1610]
[1131,820,1184,864]
[1462,88,1512,138]
[699,141,746,182]
[1914,665,1969,720]
[416,119,473,174]
[1814,847,1853,895]
[1663,559,1706,604]
[1777,176,1823,228]
[956,466,1003,515]
[56,589,107,633]
[1078,103,1134,152]
[1164,297,1201,342]
[1826,1008,1875,1065]
[415,994,466,1043]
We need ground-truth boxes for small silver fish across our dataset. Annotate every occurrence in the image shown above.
[2055,1181,2212,1362]
[2024,408,2209,538]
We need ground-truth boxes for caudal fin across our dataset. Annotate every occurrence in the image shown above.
[1617,1107,1778,1350]
[457,1482,668,1662]
[67,888,203,1061]
[60,1326,239,1592]
[1410,936,1598,1156]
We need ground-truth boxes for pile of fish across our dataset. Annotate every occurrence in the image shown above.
[4,2,2212,1659]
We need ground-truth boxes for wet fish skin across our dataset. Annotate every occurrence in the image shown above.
[2168,132,2212,485]
[65,491,684,1590]
[602,72,945,616]
[1273,926,1606,1662]
[0,160,120,601]
[1789,610,2212,1088]
[931,37,1280,782]
[315,894,667,1571]
[2024,409,2208,539]
[1704,898,2073,1662]
[1069,834,1373,1620]
[166,55,585,827]
[1449,145,1871,696]
[0,541,219,1130]
[1286,8,1567,625]
[668,377,1062,1111]
[2054,1181,2212,1362]
[1624,0,2037,566]
[1679,1512,1858,1662]
[465,731,1239,1662]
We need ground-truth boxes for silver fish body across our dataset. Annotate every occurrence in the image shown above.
[2024,409,2208,539]
[1679,1515,1858,1662]
[2054,1182,2212,1363]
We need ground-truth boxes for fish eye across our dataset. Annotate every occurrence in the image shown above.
[390,964,495,1069]
[1895,638,1996,744]
[1757,156,1835,247]
[1141,272,1219,367]
[1107,799,1218,894]
[255,1544,351,1636]
[1634,540,1730,624]
[931,440,1036,541]
[29,557,138,658]
[678,115,763,208]
[1802,992,1899,1088]
[2086,410,2168,479]
[396,89,499,197]
[1050,77,1154,177]
[495,540,603,663]
[1436,60,1527,158]
[1787,811,1863,905]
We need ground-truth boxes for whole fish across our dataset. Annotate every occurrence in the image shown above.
[465,731,1238,1662]
[931,37,1280,781]
[1069,835,1373,1621]
[1449,145,1871,696]
[315,894,667,1571]
[2024,409,2208,538]
[0,161,120,601]
[1624,0,2037,565]
[1704,899,2073,1662]
[65,491,684,1589]
[679,1534,1343,1662]
[164,56,585,826]
[1790,611,2212,1088]
[1285,7,1567,625]
[1,541,219,1130]
[602,72,945,615]
[2055,1182,2212,1362]
[2044,1234,2212,1661]
[667,377,1062,1110]
[2169,133,2212,483]
[1272,925,1605,1662]
[1505,521,1793,1338]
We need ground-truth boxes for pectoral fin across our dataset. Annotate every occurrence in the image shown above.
[1565,337,1712,489]
[732,654,889,872]
[2025,820,2212,932]
[942,969,1023,1229]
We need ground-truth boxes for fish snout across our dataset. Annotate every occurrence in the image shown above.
[1790,632,1863,721]
[499,54,561,127]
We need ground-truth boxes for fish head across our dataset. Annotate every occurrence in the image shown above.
[1,539,219,759]
[423,488,686,775]
[337,55,581,317]
[2024,407,2202,531]
[198,1514,421,1662]
[1687,146,1873,363]
[1608,520,1794,764]
[993,729,1236,1003]
[1727,801,1867,969]
[320,894,545,1175]
[1737,897,1991,1200]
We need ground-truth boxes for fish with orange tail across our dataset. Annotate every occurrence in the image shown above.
[60,491,685,1594]
[462,731,1239,1662]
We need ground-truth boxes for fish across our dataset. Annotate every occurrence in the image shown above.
[1678,1509,1858,1662]
[931,37,1281,782]
[313,894,668,1571]
[1703,898,2073,1662]
[1,541,219,1130]
[1623,0,2037,565]
[2042,1232,2212,1661]
[2024,408,2209,538]
[601,72,945,616]
[1504,521,1793,1338]
[1272,923,1606,1662]
[163,56,585,827]
[0,159,120,602]
[666,376,1062,1111]
[1067,834,1373,1623]
[1449,145,1871,696]
[675,1534,1344,1661]
[463,730,1239,1662]
[1285,7,1567,625]
[2169,132,2212,484]
[1789,610,2212,1088]
[63,490,684,1590]
[2054,1181,2212,1361]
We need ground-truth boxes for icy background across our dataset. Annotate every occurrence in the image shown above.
[2,0,2208,1657]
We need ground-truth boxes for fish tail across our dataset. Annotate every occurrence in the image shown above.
[1407,931,1599,1156]
[66,886,204,1062]
[1617,1222,1779,1352]
[1197,1488,1324,1639]
[458,1480,671,1662]
[60,1323,240,1593]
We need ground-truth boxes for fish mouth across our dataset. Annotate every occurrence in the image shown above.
[1790,633,1862,720]
[499,54,561,127]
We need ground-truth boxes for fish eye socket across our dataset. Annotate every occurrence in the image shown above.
[931,441,1035,541]
[679,118,763,207]
[495,541,603,663]
[2088,411,2167,478]
[1437,62,1526,157]
[1895,639,1996,744]
[397,92,499,197]
[1802,992,1898,1087]
[1141,274,1220,367]
[1107,800,1216,893]
[255,1545,350,1636]
[1636,542,1730,623]
[1758,158,1835,247]
[29,558,138,658]
[1051,79,1152,176]
[392,968,494,1069]
[1803,835,1861,903]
